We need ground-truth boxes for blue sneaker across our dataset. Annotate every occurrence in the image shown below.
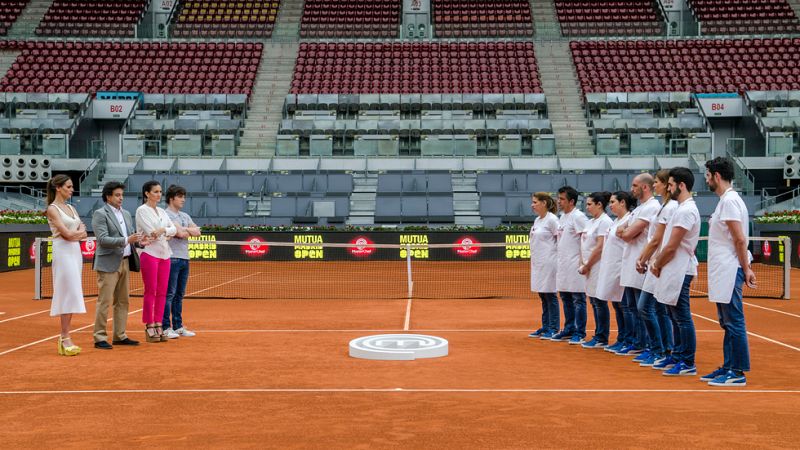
[652,355,676,371]
[708,370,747,387]
[699,367,728,382]
[528,328,546,338]
[663,361,697,376]
[549,331,572,342]
[581,338,607,349]
[604,342,624,353]
[639,353,661,367]
[632,350,652,363]
[615,345,643,356]
[568,335,585,345]
[539,330,556,340]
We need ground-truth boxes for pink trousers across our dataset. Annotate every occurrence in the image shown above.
[140,252,171,324]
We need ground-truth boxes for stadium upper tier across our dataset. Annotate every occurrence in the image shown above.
[0,41,262,95]
[300,0,400,38]
[431,0,534,38]
[291,42,541,94]
[36,0,147,38]
[171,0,281,38]
[688,0,800,35]
[571,38,800,94]
[555,0,665,37]
[0,1,27,36]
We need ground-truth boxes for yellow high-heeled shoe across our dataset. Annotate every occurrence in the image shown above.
[58,336,81,356]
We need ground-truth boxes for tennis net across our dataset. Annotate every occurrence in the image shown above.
[33,235,790,301]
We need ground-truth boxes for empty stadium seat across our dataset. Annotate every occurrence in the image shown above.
[291,42,542,94]
[0,1,28,36]
[301,0,400,38]
[688,0,800,35]
[556,0,665,36]
[172,0,280,38]
[36,0,147,37]
[432,0,534,38]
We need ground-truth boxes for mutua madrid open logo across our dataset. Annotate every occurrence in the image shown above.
[80,240,96,259]
[454,236,480,257]
[241,236,268,258]
[349,236,375,257]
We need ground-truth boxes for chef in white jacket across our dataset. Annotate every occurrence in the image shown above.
[552,186,588,344]
[528,192,560,339]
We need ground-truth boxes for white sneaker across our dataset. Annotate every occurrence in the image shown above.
[163,328,180,339]
[176,327,196,337]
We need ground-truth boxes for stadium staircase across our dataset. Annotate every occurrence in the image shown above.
[529,0,560,38]
[7,0,53,37]
[0,49,20,78]
[347,172,378,226]
[90,162,137,196]
[535,40,594,157]
[452,172,482,226]
[272,0,304,40]
[788,0,800,20]
[238,42,299,157]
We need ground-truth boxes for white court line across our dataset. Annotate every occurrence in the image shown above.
[67,328,725,334]
[403,298,412,331]
[0,299,98,325]
[692,313,800,353]
[743,302,800,320]
[184,272,262,297]
[0,387,798,395]
[0,308,143,357]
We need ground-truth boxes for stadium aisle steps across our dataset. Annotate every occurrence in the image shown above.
[535,40,593,157]
[239,42,299,157]
[787,0,800,20]
[272,0,304,40]
[7,0,51,37]
[347,172,377,226]
[0,49,20,79]
[452,172,482,226]
[529,0,561,37]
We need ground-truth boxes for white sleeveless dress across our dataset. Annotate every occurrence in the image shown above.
[49,204,86,316]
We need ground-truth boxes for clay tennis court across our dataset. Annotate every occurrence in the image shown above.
[2,262,800,447]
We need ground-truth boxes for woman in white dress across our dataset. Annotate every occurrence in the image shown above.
[45,174,88,356]
[578,192,613,348]
[596,191,636,354]
[529,192,560,339]
[136,181,176,342]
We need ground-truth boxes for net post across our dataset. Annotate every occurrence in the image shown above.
[783,236,791,300]
[34,237,42,300]
[406,244,413,299]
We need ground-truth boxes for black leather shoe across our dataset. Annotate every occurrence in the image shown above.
[94,341,113,350]
[112,338,140,346]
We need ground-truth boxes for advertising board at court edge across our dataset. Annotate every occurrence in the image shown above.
[504,234,530,259]
[189,235,217,260]
[399,234,429,259]
[294,234,324,259]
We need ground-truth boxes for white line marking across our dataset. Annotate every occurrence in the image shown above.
[0,308,143,357]
[184,272,262,297]
[0,299,98,324]
[692,313,800,353]
[0,388,797,395]
[403,298,412,331]
[66,328,725,334]
[743,302,800,320]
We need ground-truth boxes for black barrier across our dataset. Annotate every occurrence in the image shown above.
[0,231,51,272]
[757,231,797,268]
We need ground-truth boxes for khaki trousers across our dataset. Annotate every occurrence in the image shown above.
[94,257,130,342]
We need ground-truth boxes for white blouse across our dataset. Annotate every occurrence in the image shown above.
[135,204,177,260]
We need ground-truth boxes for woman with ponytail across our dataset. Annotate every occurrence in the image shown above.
[529,192,560,339]
[45,174,88,356]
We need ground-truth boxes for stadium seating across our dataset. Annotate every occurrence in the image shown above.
[688,0,800,35]
[571,38,800,94]
[36,0,147,37]
[171,0,280,38]
[0,41,262,96]
[291,42,542,94]
[300,0,400,38]
[555,0,665,36]
[0,1,27,36]
[431,0,534,38]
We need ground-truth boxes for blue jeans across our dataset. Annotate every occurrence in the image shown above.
[559,291,586,337]
[657,301,675,354]
[539,292,560,333]
[716,268,751,372]
[623,287,646,349]
[637,290,668,356]
[589,297,610,344]
[667,275,696,366]
[611,301,626,345]
[163,258,189,330]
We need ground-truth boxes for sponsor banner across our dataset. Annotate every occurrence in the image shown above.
[0,232,51,272]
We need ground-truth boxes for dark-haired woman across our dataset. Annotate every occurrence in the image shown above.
[135,181,176,342]
[45,175,88,356]
[529,192,560,339]
[578,192,613,349]
[597,191,636,354]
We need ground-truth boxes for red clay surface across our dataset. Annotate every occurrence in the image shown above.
[2,265,800,448]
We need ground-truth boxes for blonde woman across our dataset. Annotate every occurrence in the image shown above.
[45,174,88,356]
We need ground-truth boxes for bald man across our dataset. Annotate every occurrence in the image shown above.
[615,173,660,359]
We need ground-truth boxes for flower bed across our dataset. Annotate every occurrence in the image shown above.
[0,210,47,225]
[755,210,800,224]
